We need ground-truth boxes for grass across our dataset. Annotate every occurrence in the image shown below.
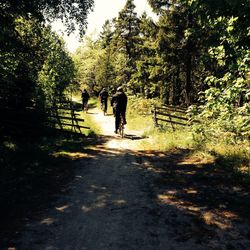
[127,96,250,183]
[127,96,194,150]
[78,97,102,136]
[56,95,101,136]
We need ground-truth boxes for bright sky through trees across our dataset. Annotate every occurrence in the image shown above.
[52,0,156,52]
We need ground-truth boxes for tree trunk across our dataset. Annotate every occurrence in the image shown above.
[185,52,192,106]
[173,66,180,105]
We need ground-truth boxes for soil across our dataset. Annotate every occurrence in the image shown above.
[2,108,250,250]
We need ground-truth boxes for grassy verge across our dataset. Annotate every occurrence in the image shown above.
[127,96,250,183]
[127,96,194,150]
[60,95,101,136]
[78,97,102,136]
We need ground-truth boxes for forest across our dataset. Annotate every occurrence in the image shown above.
[0,0,250,248]
[73,0,249,141]
[1,0,249,140]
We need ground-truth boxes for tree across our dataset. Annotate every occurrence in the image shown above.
[99,20,114,49]
[0,0,94,39]
[0,0,94,110]
[0,17,47,108]
[111,0,141,86]
[38,29,75,108]
[132,12,158,96]
[73,36,103,93]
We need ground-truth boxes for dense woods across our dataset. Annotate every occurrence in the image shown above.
[73,0,249,142]
[1,0,249,145]
[0,0,94,112]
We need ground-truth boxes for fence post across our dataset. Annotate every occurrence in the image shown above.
[153,105,158,127]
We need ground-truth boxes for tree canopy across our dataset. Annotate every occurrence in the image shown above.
[72,0,249,140]
[0,0,94,113]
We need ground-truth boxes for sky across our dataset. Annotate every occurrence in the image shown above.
[52,0,157,52]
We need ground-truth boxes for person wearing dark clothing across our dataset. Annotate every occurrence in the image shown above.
[99,88,109,115]
[110,89,116,116]
[111,87,127,134]
[81,89,90,112]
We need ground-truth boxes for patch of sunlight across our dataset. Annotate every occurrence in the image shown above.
[220,210,238,220]
[184,188,198,194]
[158,191,177,202]
[92,145,122,155]
[239,165,250,174]
[71,96,80,103]
[186,206,201,212]
[158,193,205,213]
[82,201,107,212]
[96,194,109,201]
[40,217,56,225]
[142,161,168,173]
[55,204,70,212]
[52,151,93,159]
[202,211,233,229]
[3,141,17,150]
[106,137,153,151]
[160,190,237,230]
[178,154,216,166]
[167,190,178,195]
[93,202,107,209]
[82,205,92,213]
[113,199,126,205]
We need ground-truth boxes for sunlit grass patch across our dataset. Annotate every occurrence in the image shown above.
[3,141,17,151]
[79,98,102,135]
[59,96,101,136]
[127,96,250,183]
[208,142,250,177]
[179,151,216,166]
[52,151,92,160]
[127,108,194,150]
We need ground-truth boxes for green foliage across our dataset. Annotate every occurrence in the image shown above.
[111,0,141,88]
[0,17,45,108]
[127,96,194,149]
[73,36,105,92]
[38,31,75,108]
[71,0,250,148]
[191,12,250,142]
[0,0,94,37]
[128,96,161,115]
[0,0,93,116]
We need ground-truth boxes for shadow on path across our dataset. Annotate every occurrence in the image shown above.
[124,134,148,140]
[1,134,249,249]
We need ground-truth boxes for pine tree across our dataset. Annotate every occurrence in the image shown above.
[111,0,140,86]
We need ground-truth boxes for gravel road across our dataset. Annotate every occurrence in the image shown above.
[14,108,250,250]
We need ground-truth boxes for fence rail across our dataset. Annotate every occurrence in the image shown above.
[47,100,90,134]
[152,105,198,130]
[0,100,90,135]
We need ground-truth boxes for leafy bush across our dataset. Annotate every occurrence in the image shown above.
[128,96,161,116]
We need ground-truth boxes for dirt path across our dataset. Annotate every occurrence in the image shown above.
[11,108,250,249]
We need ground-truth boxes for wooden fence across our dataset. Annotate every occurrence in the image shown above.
[152,105,198,130]
[47,100,90,134]
[0,100,90,135]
